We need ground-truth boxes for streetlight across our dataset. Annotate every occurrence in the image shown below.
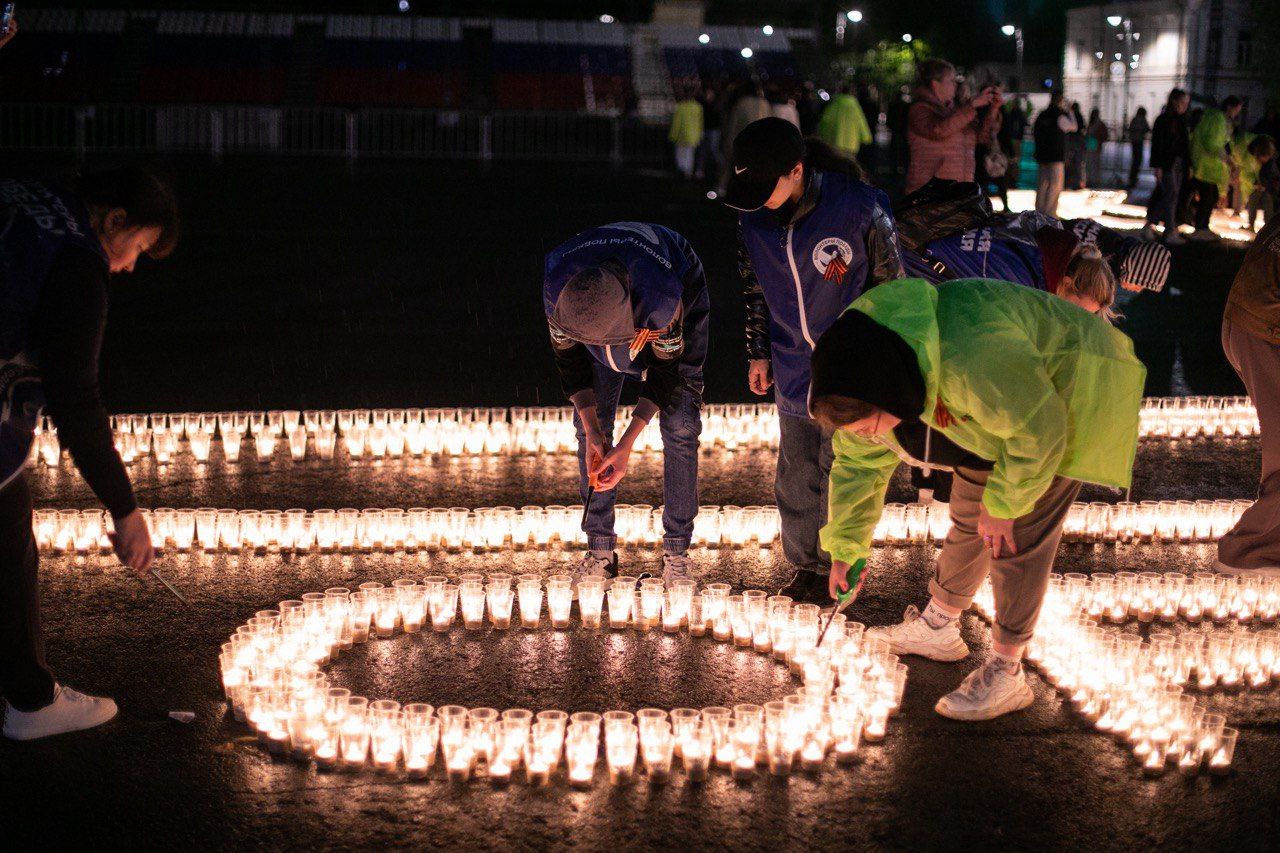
[698,33,710,45]
[762,25,774,36]
[1002,24,1024,90]
[1103,17,1141,131]
[599,14,615,24]
[1107,15,1123,26]
[902,33,913,43]
[836,10,862,46]
[741,47,754,59]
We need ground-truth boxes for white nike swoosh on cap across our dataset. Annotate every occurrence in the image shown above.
[735,166,747,174]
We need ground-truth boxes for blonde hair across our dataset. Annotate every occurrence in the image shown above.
[1061,243,1119,322]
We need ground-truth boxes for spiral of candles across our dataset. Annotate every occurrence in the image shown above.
[34,497,1257,556]
[219,576,908,786]
[25,396,1258,471]
[972,571,1271,777]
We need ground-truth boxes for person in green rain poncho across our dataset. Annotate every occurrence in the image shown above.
[1187,96,1243,240]
[809,277,1144,721]
[817,83,873,157]
[668,87,704,180]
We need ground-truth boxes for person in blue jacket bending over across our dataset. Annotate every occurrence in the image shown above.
[544,222,709,584]
[725,117,904,604]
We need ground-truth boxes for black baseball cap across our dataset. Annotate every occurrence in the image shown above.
[722,117,805,212]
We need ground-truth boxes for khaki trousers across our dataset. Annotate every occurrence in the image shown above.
[1219,316,1280,568]
[1035,162,1064,215]
[929,466,1081,646]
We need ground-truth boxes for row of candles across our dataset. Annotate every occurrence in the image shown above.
[219,575,908,785]
[26,396,1258,469]
[972,573,1265,778]
[33,498,1256,555]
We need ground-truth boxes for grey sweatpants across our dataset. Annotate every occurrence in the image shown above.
[929,466,1081,646]
[1219,316,1280,569]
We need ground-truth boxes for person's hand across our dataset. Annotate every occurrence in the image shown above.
[583,428,610,488]
[829,559,867,602]
[109,509,155,576]
[1120,281,1144,292]
[747,359,773,396]
[977,504,1017,558]
[0,18,17,50]
[594,443,632,491]
[971,87,996,109]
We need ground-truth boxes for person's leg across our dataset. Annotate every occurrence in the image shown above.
[984,474,1082,652]
[658,387,702,556]
[574,367,626,555]
[775,413,832,574]
[0,477,57,712]
[1218,317,1280,570]
[1194,179,1219,229]
[1043,162,1064,217]
[1129,142,1142,188]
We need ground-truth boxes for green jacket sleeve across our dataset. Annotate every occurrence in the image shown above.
[819,430,901,565]
[956,341,1069,519]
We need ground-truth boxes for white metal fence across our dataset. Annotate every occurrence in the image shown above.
[0,103,672,164]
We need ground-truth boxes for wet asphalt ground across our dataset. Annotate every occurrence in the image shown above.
[1,156,1273,850]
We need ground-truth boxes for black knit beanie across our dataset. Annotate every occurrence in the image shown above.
[809,308,926,422]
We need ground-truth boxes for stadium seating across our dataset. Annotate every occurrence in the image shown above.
[139,12,293,104]
[1,10,798,112]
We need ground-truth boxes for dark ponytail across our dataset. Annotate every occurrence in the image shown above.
[76,165,180,259]
[801,136,865,182]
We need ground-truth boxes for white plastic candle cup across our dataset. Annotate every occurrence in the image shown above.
[369,701,403,772]
[607,578,636,629]
[431,584,459,632]
[486,581,514,629]
[578,578,606,628]
[605,723,638,784]
[680,722,714,781]
[459,581,486,629]
[565,723,599,789]
[517,579,543,629]
[348,591,372,643]
[394,579,424,634]
[402,704,438,780]
[1209,728,1238,775]
[374,588,399,638]
[640,722,675,782]
[546,574,573,628]
[339,698,370,768]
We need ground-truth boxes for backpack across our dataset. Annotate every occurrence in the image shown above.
[894,179,994,253]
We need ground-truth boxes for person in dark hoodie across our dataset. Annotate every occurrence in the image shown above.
[809,277,1144,721]
[2,166,178,741]
[724,117,903,603]
[543,222,709,584]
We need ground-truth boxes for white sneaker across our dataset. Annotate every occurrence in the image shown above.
[935,659,1035,721]
[3,684,118,741]
[866,605,969,662]
[1187,228,1221,242]
[1163,230,1187,246]
[661,553,694,583]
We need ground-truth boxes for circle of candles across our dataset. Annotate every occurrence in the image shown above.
[222,574,907,788]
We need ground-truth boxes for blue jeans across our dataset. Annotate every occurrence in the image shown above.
[776,413,834,574]
[574,366,702,555]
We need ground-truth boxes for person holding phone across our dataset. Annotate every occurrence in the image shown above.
[810,277,1144,720]
[905,59,1002,194]
[544,222,708,583]
[725,117,903,603]
[2,166,179,740]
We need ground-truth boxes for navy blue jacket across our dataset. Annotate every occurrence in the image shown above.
[738,170,902,418]
[544,222,708,410]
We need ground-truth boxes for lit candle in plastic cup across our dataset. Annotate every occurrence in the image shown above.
[577,578,606,629]
[517,576,543,629]
[486,580,513,629]
[459,581,486,630]
[431,584,459,632]
[546,574,573,629]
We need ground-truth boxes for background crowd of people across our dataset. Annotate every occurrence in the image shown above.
[668,64,1276,245]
